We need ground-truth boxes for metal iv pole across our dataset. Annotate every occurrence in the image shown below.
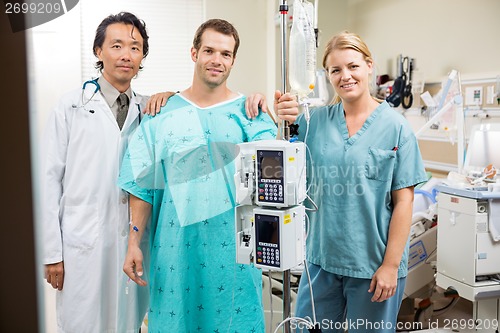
[279,2,292,332]
[279,0,291,142]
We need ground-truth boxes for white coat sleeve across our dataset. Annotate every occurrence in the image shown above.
[41,98,71,264]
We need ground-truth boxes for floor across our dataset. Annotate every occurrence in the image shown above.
[43,283,149,332]
[43,282,490,333]
[397,296,474,332]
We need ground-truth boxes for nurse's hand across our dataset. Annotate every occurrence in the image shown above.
[368,264,398,302]
[45,261,64,291]
[275,91,299,123]
[123,246,147,286]
[143,91,176,116]
[245,93,269,119]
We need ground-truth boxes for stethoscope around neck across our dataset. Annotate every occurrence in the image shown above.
[74,78,141,116]
[71,78,101,113]
[80,78,101,113]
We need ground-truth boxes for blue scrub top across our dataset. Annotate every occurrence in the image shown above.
[296,101,427,279]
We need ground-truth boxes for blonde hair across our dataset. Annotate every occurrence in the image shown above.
[322,31,379,104]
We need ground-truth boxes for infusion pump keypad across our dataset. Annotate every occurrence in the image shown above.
[258,181,284,203]
[257,244,280,268]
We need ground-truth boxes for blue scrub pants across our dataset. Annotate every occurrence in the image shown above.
[295,262,406,333]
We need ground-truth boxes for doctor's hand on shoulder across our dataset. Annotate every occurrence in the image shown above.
[246,91,298,123]
[143,91,177,116]
[45,261,64,291]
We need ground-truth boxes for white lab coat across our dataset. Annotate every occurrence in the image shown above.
[41,82,150,333]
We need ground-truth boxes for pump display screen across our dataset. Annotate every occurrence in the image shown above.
[260,157,283,179]
[257,150,284,204]
[255,214,280,268]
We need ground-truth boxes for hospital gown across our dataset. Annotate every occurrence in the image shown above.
[119,94,276,333]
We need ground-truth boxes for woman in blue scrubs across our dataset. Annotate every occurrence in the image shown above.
[292,31,428,332]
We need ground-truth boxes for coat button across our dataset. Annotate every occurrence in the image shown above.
[122,197,127,204]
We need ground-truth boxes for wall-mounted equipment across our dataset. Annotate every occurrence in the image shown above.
[387,54,415,109]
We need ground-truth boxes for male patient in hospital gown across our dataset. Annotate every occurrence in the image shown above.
[119,93,276,332]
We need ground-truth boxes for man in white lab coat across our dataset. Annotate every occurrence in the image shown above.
[41,12,150,333]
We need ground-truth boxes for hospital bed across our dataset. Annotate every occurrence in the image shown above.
[434,124,500,332]
[402,124,500,331]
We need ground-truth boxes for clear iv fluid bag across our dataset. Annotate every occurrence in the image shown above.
[289,0,316,98]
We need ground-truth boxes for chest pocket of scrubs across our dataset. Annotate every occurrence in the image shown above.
[365,147,396,181]
[61,204,100,251]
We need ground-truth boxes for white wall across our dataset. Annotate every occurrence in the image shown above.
[205,0,276,99]
[339,0,500,82]
[28,6,82,141]
[315,0,349,68]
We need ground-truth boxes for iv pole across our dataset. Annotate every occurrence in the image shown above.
[279,0,290,141]
[279,1,292,332]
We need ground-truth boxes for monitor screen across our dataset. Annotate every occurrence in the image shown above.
[256,214,279,245]
[260,156,283,179]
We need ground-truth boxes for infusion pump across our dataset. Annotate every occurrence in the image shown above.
[234,140,307,271]
[234,140,306,207]
[235,205,305,271]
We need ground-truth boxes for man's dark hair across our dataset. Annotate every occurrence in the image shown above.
[93,12,149,71]
[193,19,240,58]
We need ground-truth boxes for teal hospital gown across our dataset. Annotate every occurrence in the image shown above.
[119,94,276,333]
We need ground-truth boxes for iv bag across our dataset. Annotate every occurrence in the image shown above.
[289,0,316,98]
